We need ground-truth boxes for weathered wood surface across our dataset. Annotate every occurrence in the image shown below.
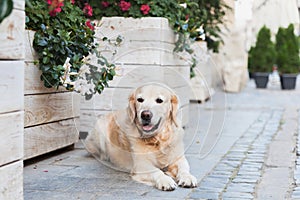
[0,0,25,60]
[81,87,132,111]
[95,17,174,42]
[0,112,23,166]
[24,62,67,95]
[24,92,80,127]
[0,61,24,114]
[189,41,215,102]
[0,161,23,200]
[24,118,79,160]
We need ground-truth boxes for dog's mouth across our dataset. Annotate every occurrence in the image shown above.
[139,118,162,136]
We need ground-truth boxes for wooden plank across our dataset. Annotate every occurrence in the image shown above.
[173,85,191,107]
[81,87,133,110]
[24,118,79,160]
[24,92,80,127]
[95,17,174,43]
[105,65,164,88]
[80,110,109,133]
[24,62,66,94]
[0,112,23,166]
[0,161,23,200]
[0,7,25,59]
[0,61,24,114]
[24,30,38,62]
[164,66,190,87]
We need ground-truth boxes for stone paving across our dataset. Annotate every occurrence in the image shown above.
[291,110,300,199]
[24,79,300,200]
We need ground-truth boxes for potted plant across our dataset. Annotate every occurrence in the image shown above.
[248,25,276,88]
[276,24,300,90]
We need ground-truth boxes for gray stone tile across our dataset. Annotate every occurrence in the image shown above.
[25,190,95,200]
[222,191,253,199]
[189,190,219,200]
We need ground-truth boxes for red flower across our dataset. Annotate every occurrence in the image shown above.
[85,20,95,30]
[83,3,93,17]
[49,7,62,16]
[140,4,150,15]
[185,15,189,21]
[119,0,131,12]
[70,0,75,4]
[101,1,110,8]
[48,0,64,17]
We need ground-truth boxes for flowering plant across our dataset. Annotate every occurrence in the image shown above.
[26,0,117,99]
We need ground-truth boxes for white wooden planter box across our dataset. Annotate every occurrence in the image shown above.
[24,30,79,160]
[80,17,191,132]
[0,0,25,199]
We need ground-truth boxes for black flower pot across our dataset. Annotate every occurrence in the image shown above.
[253,72,269,88]
[280,74,298,90]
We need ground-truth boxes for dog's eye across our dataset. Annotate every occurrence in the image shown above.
[137,98,144,103]
[156,98,163,104]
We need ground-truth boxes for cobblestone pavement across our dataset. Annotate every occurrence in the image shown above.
[24,79,300,200]
[291,110,300,199]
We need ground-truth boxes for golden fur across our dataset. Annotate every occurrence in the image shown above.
[85,84,197,191]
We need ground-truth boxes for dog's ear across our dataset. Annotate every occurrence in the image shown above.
[170,95,179,127]
[128,93,136,123]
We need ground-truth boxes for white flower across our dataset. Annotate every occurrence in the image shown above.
[196,26,205,34]
[74,79,94,96]
[79,64,90,75]
[180,3,187,9]
[196,26,206,41]
[63,57,71,71]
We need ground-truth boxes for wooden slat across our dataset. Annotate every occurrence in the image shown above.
[80,110,109,133]
[95,17,174,43]
[24,92,80,127]
[0,161,23,200]
[0,112,23,166]
[24,62,66,95]
[0,8,25,59]
[0,61,24,114]
[81,87,132,110]
[24,118,79,160]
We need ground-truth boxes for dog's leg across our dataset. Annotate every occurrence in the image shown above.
[132,159,177,191]
[169,156,197,188]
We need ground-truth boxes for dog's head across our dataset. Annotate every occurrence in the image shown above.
[128,84,179,138]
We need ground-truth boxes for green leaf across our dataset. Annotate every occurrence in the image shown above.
[42,56,50,64]
[38,38,48,46]
[0,0,13,24]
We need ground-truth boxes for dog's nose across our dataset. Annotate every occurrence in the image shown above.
[141,110,153,121]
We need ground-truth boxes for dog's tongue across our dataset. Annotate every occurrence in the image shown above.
[142,124,154,131]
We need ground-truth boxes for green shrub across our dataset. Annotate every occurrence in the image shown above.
[248,26,276,73]
[275,24,300,74]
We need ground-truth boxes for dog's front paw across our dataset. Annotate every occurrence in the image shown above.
[177,173,197,188]
[156,175,177,191]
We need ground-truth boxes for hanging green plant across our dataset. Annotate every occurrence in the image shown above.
[26,0,118,100]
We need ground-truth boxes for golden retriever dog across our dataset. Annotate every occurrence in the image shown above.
[85,83,197,191]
